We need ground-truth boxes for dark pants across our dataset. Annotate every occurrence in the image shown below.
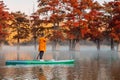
[39,51,44,59]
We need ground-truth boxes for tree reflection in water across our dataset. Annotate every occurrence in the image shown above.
[111,61,120,80]
[38,67,47,80]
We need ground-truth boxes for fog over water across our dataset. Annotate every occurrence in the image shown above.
[0,44,120,80]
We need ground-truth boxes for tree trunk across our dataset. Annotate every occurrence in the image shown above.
[69,39,76,51]
[96,39,100,50]
[0,42,3,50]
[75,41,80,51]
[111,38,114,50]
[34,37,37,50]
[69,40,72,50]
[52,41,60,51]
[52,40,60,60]
[17,30,20,60]
[17,29,20,60]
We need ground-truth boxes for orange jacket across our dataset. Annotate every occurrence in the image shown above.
[38,37,46,52]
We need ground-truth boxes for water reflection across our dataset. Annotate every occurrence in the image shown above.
[38,67,47,80]
[110,61,120,80]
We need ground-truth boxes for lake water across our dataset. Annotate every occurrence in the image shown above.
[0,45,120,80]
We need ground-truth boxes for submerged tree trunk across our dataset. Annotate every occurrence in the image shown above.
[52,40,60,60]
[33,36,37,60]
[52,40,59,51]
[69,39,80,51]
[111,38,114,50]
[75,41,80,51]
[17,30,20,60]
[96,39,100,50]
[17,38,20,60]
[69,40,72,50]
[69,39,79,59]
[69,39,76,51]
[34,36,37,51]
[0,42,3,50]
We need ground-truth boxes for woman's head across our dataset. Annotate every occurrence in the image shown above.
[41,33,44,37]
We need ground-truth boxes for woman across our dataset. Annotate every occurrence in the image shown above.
[37,33,47,60]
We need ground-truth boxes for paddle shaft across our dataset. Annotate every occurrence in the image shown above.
[36,53,39,60]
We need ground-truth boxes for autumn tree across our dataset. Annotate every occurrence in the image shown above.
[103,1,120,51]
[9,11,31,45]
[9,11,30,60]
[84,1,104,50]
[111,1,120,51]
[110,0,120,51]
[30,12,48,50]
[61,0,103,50]
[61,0,89,50]
[37,0,66,50]
[0,1,13,45]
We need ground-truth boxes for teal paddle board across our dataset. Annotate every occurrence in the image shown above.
[6,59,75,65]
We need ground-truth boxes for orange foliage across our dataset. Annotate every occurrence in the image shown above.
[108,1,120,42]
[37,0,104,41]
[62,0,68,3]
[0,1,13,39]
[110,32,120,41]
[50,30,65,41]
[81,27,89,38]
[48,0,59,6]
[67,33,75,40]
[73,8,82,15]
[73,22,79,27]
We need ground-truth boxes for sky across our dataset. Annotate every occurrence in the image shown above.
[3,0,38,16]
[3,0,114,16]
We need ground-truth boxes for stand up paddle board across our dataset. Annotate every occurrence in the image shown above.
[6,59,75,65]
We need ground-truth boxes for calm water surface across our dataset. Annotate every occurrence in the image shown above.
[0,45,120,80]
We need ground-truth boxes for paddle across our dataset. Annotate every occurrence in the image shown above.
[36,53,39,60]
